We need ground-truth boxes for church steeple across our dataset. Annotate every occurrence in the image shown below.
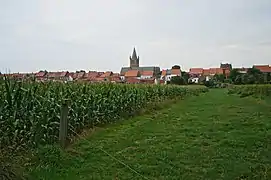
[132,47,137,60]
[130,47,139,68]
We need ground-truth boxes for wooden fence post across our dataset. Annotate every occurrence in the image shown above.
[59,99,69,148]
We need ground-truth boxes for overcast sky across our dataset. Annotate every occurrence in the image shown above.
[1,0,271,73]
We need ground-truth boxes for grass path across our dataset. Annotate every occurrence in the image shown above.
[29,90,271,180]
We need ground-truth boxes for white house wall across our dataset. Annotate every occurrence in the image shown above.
[141,75,153,79]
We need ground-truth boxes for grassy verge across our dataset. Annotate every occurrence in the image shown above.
[4,92,199,179]
[27,89,271,179]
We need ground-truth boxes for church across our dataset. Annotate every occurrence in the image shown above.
[120,47,161,80]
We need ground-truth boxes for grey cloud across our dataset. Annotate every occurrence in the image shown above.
[0,0,271,73]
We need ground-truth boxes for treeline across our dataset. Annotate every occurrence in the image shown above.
[169,68,271,86]
[229,68,270,84]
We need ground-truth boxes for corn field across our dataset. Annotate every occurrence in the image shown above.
[0,78,208,150]
[228,84,271,98]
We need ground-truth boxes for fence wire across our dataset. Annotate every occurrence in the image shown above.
[68,127,150,180]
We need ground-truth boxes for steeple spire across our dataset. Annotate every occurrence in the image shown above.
[132,47,137,60]
[129,47,139,68]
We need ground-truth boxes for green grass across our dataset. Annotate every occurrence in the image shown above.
[28,89,271,180]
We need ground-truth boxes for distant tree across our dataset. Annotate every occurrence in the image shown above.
[181,71,189,84]
[241,74,249,84]
[256,74,265,84]
[267,73,271,83]
[234,75,242,85]
[247,74,257,84]
[229,69,241,82]
[247,67,262,75]
[224,78,232,84]
[242,68,264,84]
[170,76,185,85]
[214,74,225,83]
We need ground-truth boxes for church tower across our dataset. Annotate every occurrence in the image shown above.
[129,47,139,68]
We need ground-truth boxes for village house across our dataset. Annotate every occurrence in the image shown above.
[234,67,248,74]
[189,68,203,77]
[220,63,232,70]
[75,71,86,81]
[35,71,47,81]
[189,64,231,83]
[253,65,271,82]
[85,71,99,81]
[120,48,160,82]
[160,67,182,83]
[110,73,121,83]
[47,72,59,81]
[189,68,203,83]
[99,71,113,81]
[253,65,271,73]
[140,70,154,79]
[209,68,224,76]
[125,69,140,79]
[59,71,72,81]
[161,69,170,82]
[83,71,103,82]
[171,68,182,78]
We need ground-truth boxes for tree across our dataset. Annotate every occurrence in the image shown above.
[170,76,185,85]
[203,79,214,87]
[234,75,242,85]
[214,74,225,83]
[241,67,265,84]
[247,74,256,84]
[181,71,189,84]
[267,73,271,83]
[247,67,262,75]
[229,69,241,82]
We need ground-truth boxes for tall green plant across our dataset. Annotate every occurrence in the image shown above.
[0,79,208,150]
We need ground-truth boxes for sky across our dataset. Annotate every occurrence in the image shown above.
[0,0,271,73]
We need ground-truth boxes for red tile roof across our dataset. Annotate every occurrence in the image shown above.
[112,73,120,77]
[111,77,121,82]
[254,65,269,68]
[217,68,224,74]
[209,68,216,75]
[140,78,155,84]
[253,65,271,73]
[125,78,141,84]
[77,71,85,79]
[12,73,23,78]
[36,71,47,77]
[125,70,140,77]
[141,71,154,76]
[47,72,60,78]
[86,71,99,80]
[100,71,113,78]
[210,68,223,75]
[203,69,210,76]
[189,68,203,74]
[94,77,106,82]
[171,69,181,76]
[60,71,68,77]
